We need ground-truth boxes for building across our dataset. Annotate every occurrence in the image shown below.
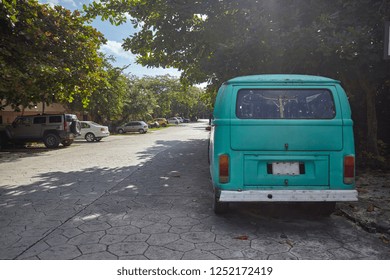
[0,102,76,124]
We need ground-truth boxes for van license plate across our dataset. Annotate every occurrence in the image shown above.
[272,162,300,175]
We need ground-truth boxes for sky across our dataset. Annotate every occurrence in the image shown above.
[40,0,181,78]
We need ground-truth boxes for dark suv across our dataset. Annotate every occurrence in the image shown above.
[1,114,81,148]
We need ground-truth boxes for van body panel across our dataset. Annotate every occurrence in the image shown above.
[244,154,329,187]
[219,189,358,202]
[231,120,343,151]
[230,85,343,151]
[210,75,357,210]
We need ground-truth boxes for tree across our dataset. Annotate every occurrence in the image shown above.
[0,0,106,111]
[106,74,208,122]
[170,85,209,119]
[311,0,390,160]
[135,75,180,119]
[121,75,158,121]
[68,55,129,123]
[85,0,390,164]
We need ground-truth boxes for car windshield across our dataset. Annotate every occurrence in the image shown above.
[236,89,335,119]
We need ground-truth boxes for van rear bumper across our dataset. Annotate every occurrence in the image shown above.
[219,189,358,202]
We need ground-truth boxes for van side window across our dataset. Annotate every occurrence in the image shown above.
[236,89,335,119]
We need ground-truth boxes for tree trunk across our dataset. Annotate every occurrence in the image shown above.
[360,78,379,156]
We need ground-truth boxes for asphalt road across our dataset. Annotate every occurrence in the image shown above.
[0,120,389,259]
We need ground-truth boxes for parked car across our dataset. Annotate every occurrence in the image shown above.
[183,118,190,123]
[155,118,168,127]
[77,121,110,142]
[167,117,180,125]
[117,121,148,134]
[176,117,184,123]
[148,120,160,128]
[0,113,80,149]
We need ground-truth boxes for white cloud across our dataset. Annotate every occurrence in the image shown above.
[100,41,181,77]
[100,40,136,61]
[41,0,77,8]
[42,0,59,7]
[63,0,77,7]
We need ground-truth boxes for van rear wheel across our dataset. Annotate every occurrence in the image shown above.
[213,191,229,214]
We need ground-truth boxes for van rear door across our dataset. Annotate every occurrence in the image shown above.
[231,87,342,188]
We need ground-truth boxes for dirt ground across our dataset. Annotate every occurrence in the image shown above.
[338,171,390,242]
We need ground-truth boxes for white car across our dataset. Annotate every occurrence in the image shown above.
[77,121,110,142]
[167,117,180,124]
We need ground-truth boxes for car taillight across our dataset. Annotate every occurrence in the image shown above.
[344,155,355,184]
[219,154,229,183]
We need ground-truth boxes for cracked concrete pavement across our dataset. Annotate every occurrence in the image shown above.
[0,121,389,260]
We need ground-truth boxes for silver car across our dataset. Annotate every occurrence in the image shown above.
[167,117,180,125]
[117,121,148,134]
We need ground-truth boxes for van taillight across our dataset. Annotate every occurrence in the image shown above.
[219,154,229,183]
[344,155,355,184]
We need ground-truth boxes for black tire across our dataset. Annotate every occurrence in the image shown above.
[61,139,73,147]
[85,133,95,142]
[138,129,144,134]
[0,132,9,149]
[70,120,81,135]
[213,191,229,214]
[44,133,60,148]
[95,138,102,142]
[118,128,124,134]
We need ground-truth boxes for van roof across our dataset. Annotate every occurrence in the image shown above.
[225,74,340,85]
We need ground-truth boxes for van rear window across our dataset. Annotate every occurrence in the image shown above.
[236,89,335,119]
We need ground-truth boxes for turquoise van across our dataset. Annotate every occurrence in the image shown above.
[209,74,357,214]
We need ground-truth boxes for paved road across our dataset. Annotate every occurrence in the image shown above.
[0,121,389,259]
